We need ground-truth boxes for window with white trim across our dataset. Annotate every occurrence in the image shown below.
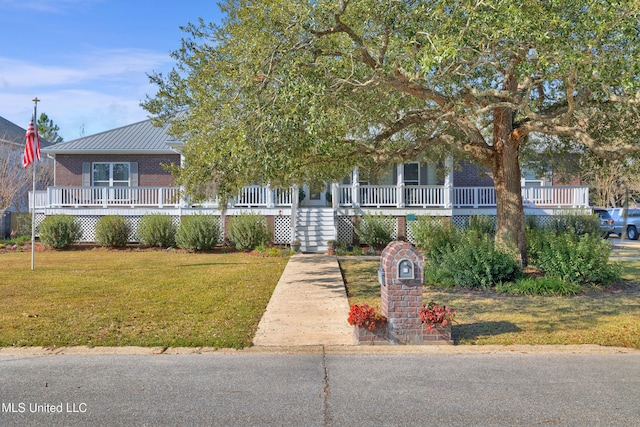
[93,162,130,187]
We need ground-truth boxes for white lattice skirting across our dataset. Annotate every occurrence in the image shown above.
[34,214,293,245]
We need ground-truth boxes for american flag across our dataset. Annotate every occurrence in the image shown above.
[22,120,40,168]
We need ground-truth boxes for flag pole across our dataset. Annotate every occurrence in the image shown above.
[30,97,40,271]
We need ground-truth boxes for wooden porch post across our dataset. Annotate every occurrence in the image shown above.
[444,156,453,208]
[291,185,298,243]
[331,183,339,209]
[266,184,275,208]
[396,163,405,208]
[352,167,360,208]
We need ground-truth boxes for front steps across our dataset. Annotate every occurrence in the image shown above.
[296,208,335,253]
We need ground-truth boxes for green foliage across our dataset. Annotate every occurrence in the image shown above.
[355,214,394,249]
[468,215,496,237]
[439,231,519,289]
[143,0,640,264]
[15,212,32,237]
[547,213,601,237]
[176,215,220,251]
[410,217,459,264]
[496,276,581,296]
[228,213,271,251]
[136,214,176,248]
[95,215,130,248]
[37,112,64,144]
[38,215,82,249]
[530,231,620,285]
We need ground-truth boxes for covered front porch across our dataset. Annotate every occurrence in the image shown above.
[29,184,589,253]
[31,183,589,211]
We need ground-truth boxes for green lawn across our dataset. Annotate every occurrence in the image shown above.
[0,250,288,349]
[339,258,640,348]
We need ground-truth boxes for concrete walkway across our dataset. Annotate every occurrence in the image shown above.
[253,254,355,346]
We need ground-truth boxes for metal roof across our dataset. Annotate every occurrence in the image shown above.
[0,115,28,147]
[42,119,180,155]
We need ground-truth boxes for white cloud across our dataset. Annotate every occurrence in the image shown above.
[0,48,169,89]
[0,47,173,141]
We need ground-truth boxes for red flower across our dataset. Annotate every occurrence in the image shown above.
[419,301,456,330]
[347,304,386,330]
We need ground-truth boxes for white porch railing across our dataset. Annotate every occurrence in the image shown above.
[31,185,589,210]
[41,186,182,208]
[337,185,589,208]
[233,185,294,207]
[453,187,497,207]
[520,186,589,207]
[405,186,447,207]
[31,186,295,209]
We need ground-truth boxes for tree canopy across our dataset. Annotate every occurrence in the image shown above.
[37,113,64,145]
[144,0,640,263]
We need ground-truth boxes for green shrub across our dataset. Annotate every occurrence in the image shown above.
[468,215,496,236]
[410,217,459,264]
[176,215,220,251]
[496,276,581,296]
[228,213,271,251]
[15,212,32,237]
[38,215,82,249]
[440,231,519,289]
[95,215,130,248]
[548,212,601,237]
[355,214,394,249]
[136,214,176,248]
[533,232,620,285]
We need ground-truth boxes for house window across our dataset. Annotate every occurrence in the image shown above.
[93,162,130,187]
[404,163,419,186]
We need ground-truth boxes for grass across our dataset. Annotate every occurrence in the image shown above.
[0,250,288,349]
[339,258,640,348]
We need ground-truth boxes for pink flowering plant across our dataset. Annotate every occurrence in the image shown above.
[419,301,456,330]
[347,303,387,330]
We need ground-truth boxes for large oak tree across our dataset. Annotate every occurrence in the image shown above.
[144,0,640,264]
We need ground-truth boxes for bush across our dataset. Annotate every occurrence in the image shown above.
[38,215,82,249]
[547,212,601,237]
[15,212,32,237]
[137,214,176,248]
[468,215,495,236]
[228,213,271,251]
[496,276,582,296]
[439,231,519,289]
[356,214,394,249]
[176,215,220,251]
[95,215,130,248]
[532,231,620,285]
[410,217,459,264]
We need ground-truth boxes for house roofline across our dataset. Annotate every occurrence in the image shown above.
[42,149,178,156]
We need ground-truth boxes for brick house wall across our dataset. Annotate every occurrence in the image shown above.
[453,162,494,187]
[54,154,180,187]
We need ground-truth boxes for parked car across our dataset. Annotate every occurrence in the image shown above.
[592,208,615,239]
[609,208,640,240]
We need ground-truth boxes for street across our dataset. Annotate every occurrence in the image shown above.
[1,349,639,426]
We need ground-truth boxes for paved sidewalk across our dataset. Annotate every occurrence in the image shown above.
[253,254,355,346]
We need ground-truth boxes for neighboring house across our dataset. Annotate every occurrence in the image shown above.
[37,119,590,252]
[1,115,53,237]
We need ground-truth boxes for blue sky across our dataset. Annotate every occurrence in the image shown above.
[0,0,223,141]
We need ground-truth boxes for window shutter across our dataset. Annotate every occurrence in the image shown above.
[82,162,90,186]
[130,162,138,187]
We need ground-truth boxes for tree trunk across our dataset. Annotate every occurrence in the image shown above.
[492,110,528,266]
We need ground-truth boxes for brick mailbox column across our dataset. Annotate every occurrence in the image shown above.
[379,241,424,344]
